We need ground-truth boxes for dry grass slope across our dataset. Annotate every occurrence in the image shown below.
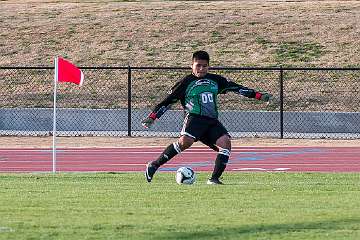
[1,1,360,67]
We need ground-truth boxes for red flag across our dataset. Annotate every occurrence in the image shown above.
[56,57,84,86]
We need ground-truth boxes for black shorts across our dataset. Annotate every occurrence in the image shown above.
[181,114,230,145]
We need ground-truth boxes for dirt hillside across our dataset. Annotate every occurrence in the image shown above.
[1,1,360,67]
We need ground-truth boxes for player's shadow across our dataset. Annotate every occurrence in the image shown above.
[156,217,360,239]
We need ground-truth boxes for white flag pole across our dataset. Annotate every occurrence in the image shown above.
[52,57,59,173]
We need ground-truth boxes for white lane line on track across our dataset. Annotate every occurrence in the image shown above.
[232,168,291,171]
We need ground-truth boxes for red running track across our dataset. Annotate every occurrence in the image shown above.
[0,146,359,173]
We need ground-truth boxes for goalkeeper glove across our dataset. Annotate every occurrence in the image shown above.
[255,92,272,102]
[141,112,157,128]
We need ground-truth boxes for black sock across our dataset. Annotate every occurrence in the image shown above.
[211,149,230,180]
[152,142,181,167]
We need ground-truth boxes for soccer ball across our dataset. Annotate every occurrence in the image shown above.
[175,167,196,185]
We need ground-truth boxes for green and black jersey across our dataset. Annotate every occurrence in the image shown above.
[152,73,258,119]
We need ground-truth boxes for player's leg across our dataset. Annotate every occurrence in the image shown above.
[200,137,219,152]
[150,114,199,168]
[145,114,207,182]
[148,134,194,169]
[203,121,231,184]
[207,134,231,184]
[145,140,183,182]
[178,135,195,150]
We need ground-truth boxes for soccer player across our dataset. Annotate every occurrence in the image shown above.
[142,50,272,184]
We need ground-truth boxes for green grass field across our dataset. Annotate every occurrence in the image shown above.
[0,172,359,240]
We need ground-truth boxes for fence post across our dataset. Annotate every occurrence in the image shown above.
[127,65,132,137]
[279,67,284,139]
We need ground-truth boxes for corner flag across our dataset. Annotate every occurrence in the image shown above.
[56,57,84,85]
[52,57,84,173]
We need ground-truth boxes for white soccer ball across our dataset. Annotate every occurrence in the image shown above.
[175,167,196,185]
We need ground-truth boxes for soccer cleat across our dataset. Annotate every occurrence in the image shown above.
[206,178,224,185]
[145,162,158,183]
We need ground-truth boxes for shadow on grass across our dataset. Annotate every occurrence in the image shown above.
[156,217,360,239]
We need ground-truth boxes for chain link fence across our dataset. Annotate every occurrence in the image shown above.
[282,69,360,138]
[0,66,359,139]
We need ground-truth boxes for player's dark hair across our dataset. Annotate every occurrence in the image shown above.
[192,50,210,63]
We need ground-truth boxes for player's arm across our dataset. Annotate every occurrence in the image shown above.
[141,80,184,128]
[141,96,177,128]
[220,80,272,102]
